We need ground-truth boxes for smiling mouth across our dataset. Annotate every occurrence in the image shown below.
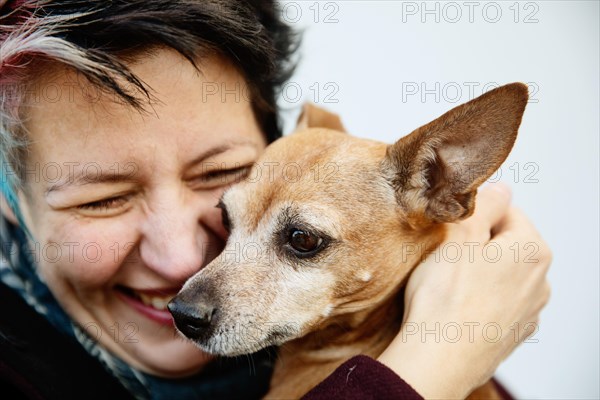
[116,285,178,310]
[115,285,179,325]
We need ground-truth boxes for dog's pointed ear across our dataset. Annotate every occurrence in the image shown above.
[383,82,528,225]
[296,103,347,132]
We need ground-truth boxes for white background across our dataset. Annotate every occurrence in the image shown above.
[277,1,600,398]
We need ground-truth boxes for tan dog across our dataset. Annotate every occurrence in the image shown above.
[169,83,529,398]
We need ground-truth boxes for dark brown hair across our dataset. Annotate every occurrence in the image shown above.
[1,0,299,142]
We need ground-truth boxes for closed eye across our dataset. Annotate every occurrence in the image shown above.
[192,166,251,190]
[75,194,132,216]
[204,166,249,180]
[78,197,126,210]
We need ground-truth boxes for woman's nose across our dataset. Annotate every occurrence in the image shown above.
[138,195,217,283]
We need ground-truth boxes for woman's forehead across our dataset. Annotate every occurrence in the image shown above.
[26,49,252,132]
[21,48,265,177]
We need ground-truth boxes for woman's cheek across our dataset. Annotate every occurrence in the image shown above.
[37,217,138,289]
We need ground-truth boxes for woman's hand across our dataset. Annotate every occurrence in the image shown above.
[378,183,552,399]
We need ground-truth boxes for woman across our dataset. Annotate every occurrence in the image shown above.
[0,1,551,399]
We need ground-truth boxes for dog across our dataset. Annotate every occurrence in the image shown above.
[168,83,529,398]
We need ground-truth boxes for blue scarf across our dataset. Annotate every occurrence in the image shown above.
[0,216,274,399]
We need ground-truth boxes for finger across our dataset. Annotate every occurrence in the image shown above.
[465,182,513,231]
[493,211,552,278]
[492,207,539,242]
[530,280,552,313]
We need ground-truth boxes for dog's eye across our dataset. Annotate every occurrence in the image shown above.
[216,200,231,232]
[288,229,323,255]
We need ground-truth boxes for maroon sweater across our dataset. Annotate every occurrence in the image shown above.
[303,355,514,400]
[303,355,424,400]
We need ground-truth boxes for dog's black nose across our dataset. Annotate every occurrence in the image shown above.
[168,297,216,339]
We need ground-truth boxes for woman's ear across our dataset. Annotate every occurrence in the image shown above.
[0,193,19,225]
[295,103,347,132]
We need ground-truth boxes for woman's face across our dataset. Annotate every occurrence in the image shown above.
[11,48,267,377]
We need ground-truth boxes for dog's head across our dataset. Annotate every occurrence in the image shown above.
[169,83,528,356]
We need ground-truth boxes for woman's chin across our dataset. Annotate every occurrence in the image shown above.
[116,335,215,378]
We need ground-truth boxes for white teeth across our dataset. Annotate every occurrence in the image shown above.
[151,298,170,311]
[137,293,174,311]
